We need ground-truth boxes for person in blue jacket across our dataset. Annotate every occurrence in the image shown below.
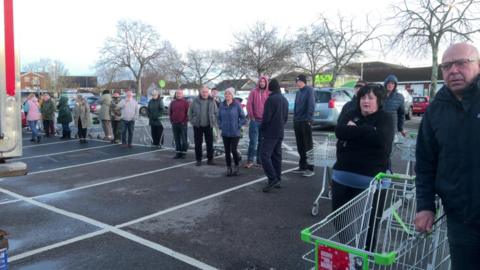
[218,87,246,176]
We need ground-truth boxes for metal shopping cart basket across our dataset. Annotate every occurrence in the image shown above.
[393,132,417,176]
[307,134,337,216]
[301,173,450,270]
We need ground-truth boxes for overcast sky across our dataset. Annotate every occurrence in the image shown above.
[14,0,459,75]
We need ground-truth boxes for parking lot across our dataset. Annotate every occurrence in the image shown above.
[0,116,420,269]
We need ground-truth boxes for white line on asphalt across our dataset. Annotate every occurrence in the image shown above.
[0,187,217,270]
[14,144,117,161]
[117,167,299,229]
[23,140,76,149]
[26,148,169,175]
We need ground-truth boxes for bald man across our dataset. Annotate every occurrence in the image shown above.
[415,43,480,269]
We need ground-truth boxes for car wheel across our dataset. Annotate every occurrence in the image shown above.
[405,107,412,120]
[140,107,148,116]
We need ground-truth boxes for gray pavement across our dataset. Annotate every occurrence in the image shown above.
[0,115,422,269]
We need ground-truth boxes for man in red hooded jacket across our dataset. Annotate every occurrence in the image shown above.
[245,76,270,168]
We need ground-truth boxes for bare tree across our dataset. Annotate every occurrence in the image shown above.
[95,62,122,88]
[22,58,52,73]
[392,0,480,97]
[97,19,165,96]
[183,49,224,87]
[294,25,330,87]
[319,15,381,87]
[230,21,293,78]
[150,42,187,89]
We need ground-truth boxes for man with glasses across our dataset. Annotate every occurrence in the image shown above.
[415,43,480,270]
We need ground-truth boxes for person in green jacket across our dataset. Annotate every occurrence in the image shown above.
[147,90,164,147]
[40,93,56,137]
[57,96,73,139]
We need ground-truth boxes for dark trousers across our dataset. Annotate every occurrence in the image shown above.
[172,123,188,154]
[151,125,164,146]
[77,120,87,139]
[294,121,314,171]
[261,137,283,184]
[222,136,240,167]
[111,120,121,142]
[447,217,480,270]
[193,126,214,161]
[61,123,70,137]
[43,120,54,136]
[121,120,135,145]
[331,181,385,251]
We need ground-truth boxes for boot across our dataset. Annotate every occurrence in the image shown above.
[66,131,71,139]
[232,165,239,176]
[226,166,233,177]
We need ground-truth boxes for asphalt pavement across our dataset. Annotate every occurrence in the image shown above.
[0,115,422,269]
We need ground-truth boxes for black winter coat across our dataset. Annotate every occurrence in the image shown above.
[416,76,480,224]
[334,109,394,177]
[261,92,288,139]
[147,98,164,126]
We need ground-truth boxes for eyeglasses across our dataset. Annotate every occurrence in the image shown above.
[439,58,478,71]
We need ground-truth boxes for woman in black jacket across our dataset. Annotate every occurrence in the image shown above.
[332,84,394,250]
[147,90,164,147]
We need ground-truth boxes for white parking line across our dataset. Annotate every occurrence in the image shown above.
[23,140,77,149]
[0,187,217,270]
[26,148,169,175]
[14,144,117,161]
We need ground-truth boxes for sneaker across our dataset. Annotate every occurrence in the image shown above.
[292,168,306,174]
[262,180,279,193]
[302,170,315,177]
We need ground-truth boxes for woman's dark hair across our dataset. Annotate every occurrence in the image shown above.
[356,83,386,110]
[102,89,110,95]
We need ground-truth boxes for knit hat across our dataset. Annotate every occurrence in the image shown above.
[224,87,235,97]
[268,79,280,92]
[296,74,307,84]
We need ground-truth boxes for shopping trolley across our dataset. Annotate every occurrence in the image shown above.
[137,116,171,147]
[393,133,417,176]
[301,173,450,270]
[307,134,337,216]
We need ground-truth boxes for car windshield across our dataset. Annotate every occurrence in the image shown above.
[414,97,427,103]
[314,91,331,103]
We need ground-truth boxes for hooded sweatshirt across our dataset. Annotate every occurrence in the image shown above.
[383,74,405,132]
[246,76,270,122]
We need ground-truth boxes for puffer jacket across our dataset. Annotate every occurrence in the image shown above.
[57,96,72,124]
[416,76,480,224]
[218,100,246,137]
[147,97,164,126]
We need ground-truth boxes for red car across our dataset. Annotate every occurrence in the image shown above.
[412,96,429,115]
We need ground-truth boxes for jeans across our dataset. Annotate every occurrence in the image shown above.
[222,136,240,167]
[28,120,39,140]
[121,120,135,145]
[193,126,214,161]
[61,123,70,137]
[447,217,480,270]
[151,125,164,146]
[172,123,188,154]
[261,137,283,185]
[247,120,262,163]
[294,120,314,171]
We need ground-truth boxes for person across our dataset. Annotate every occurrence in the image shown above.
[188,86,218,166]
[118,90,139,148]
[40,93,55,137]
[338,80,367,123]
[170,89,190,159]
[98,89,113,141]
[73,95,91,144]
[110,91,122,144]
[415,43,480,270]
[25,93,42,143]
[218,87,246,176]
[383,74,406,137]
[147,90,164,147]
[245,75,270,168]
[293,74,315,177]
[332,83,394,251]
[260,79,289,192]
[56,96,72,139]
[211,87,221,107]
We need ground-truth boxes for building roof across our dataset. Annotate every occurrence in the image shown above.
[362,66,444,83]
[21,71,47,78]
[215,79,254,91]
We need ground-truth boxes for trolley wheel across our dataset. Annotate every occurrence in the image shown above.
[311,203,319,216]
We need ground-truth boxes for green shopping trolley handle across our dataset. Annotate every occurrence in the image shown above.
[373,172,415,182]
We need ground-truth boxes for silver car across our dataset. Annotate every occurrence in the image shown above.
[312,88,353,128]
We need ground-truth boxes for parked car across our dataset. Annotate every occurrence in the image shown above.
[412,96,430,116]
[283,93,296,114]
[87,96,100,114]
[235,91,249,116]
[397,88,413,120]
[139,99,148,116]
[312,88,353,128]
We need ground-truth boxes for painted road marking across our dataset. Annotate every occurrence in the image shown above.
[14,144,118,161]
